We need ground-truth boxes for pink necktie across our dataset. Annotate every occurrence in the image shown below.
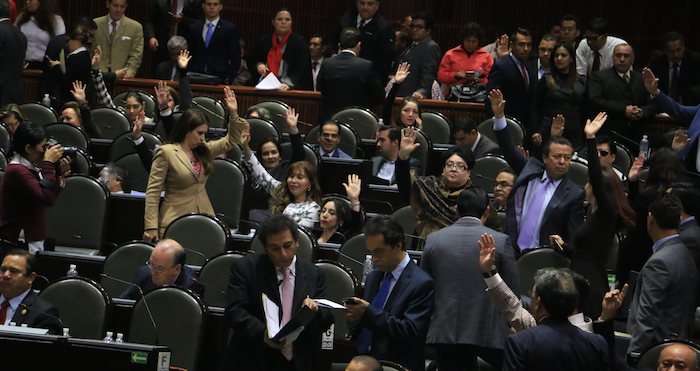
[280,267,294,360]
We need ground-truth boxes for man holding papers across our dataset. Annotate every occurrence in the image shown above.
[224,215,332,371]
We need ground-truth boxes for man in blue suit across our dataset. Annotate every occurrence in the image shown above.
[186,0,240,84]
[502,268,610,371]
[346,216,434,371]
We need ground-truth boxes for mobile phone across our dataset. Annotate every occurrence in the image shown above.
[343,297,357,305]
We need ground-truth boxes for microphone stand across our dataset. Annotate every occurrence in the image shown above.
[100,273,160,345]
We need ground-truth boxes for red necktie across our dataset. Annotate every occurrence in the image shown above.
[0,300,9,325]
[591,51,601,73]
[519,62,529,89]
[169,0,178,37]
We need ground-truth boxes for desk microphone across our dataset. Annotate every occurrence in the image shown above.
[18,303,64,333]
[337,251,363,266]
[100,273,160,345]
[473,173,495,182]
[190,277,226,296]
[192,100,226,121]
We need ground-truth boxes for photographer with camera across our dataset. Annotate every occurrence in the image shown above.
[0,122,71,253]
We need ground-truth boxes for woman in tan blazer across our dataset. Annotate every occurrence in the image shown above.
[143,86,243,240]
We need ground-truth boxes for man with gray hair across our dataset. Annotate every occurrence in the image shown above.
[655,343,700,371]
[502,268,609,371]
[156,35,188,80]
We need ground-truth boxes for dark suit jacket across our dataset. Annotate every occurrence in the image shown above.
[587,67,658,138]
[680,218,700,269]
[224,253,332,371]
[44,33,69,104]
[494,125,585,252]
[120,265,204,300]
[503,317,609,371]
[187,19,240,84]
[651,91,700,172]
[627,236,698,354]
[327,9,393,84]
[144,0,202,61]
[485,56,537,129]
[396,36,441,98]
[252,32,312,91]
[353,259,434,371]
[371,156,422,184]
[10,290,62,335]
[472,134,502,158]
[62,49,93,105]
[0,18,27,107]
[155,60,177,81]
[649,49,700,105]
[317,51,384,120]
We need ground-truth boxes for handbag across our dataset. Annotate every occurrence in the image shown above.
[448,82,487,102]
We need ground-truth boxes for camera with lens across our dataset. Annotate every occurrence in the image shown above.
[46,138,78,160]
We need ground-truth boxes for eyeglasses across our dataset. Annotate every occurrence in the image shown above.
[495,181,513,189]
[597,150,610,157]
[444,162,468,171]
[409,24,426,30]
[146,260,177,274]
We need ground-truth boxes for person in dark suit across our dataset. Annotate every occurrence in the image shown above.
[312,121,353,159]
[155,35,188,81]
[588,44,658,140]
[327,0,393,84]
[0,0,27,107]
[186,0,240,84]
[346,216,435,371]
[396,12,441,99]
[0,250,61,334]
[452,115,501,158]
[120,239,204,300]
[224,215,332,371]
[488,89,585,253]
[627,194,698,355]
[317,27,383,121]
[371,125,421,184]
[58,24,94,106]
[668,182,700,270]
[502,268,610,371]
[422,187,519,371]
[485,27,536,134]
[649,32,700,106]
[144,0,202,68]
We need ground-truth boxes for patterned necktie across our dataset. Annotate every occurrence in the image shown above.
[670,63,680,101]
[356,272,393,353]
[205,22,214,47]
[0,300,9,325]
[109,20,117,42]
[280,267,294,360]
[591,50,601,73]
[517,178,552,250]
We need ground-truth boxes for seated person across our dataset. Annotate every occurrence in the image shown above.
[0,103,24,135]
[452,115,500,157]
[98,163,140,195]
[155,35,188,81]
[594,135,627,183]
[59,80,102,138]
[484,168,515,232]
[316,174,365,244]
[314,120,352,159]
[345,355,382,371]
[120,239,204,300]
[372,125,421,185]
[0,249,61,334]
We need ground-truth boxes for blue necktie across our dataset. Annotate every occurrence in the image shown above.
[205,23,214,47]
[356,272,393,353]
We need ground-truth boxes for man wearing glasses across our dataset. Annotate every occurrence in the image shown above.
[120,238,203,300]
[395,12,441,100]
[575,17,626,76]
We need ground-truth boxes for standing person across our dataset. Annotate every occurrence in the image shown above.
[144,0,202,68]
[575,17,626,77]
[395,12,441,99]
[535,34,557,80]
[308,34,326,91]
[93,0,144,80]
[438,22,494,97]
[0,0,27,107]
[15,0,64,69]
[143,86,243,241]
[186,0,240,84]
[649,32,700,105]
[252,8,311,90]
[224,215,332,371]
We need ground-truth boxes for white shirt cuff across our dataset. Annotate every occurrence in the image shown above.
[484,273,504,289]
[493,116,507,131]
[159,108,173,117]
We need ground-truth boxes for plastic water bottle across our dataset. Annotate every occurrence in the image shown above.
[66,264,78,277]
[361,255,373,286]
[103,331,114,342]
[41,94,51,107]
[115,332,124,343]
[63,328,70,337]
[639,135,650,159]
[376,118,384,135]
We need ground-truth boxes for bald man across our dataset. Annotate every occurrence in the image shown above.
[120,239,204,299]
[346,355,382,371]
[656,343,700,371]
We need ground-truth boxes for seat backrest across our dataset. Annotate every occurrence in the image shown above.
[163,213,230,266]
[411,130,431,176]
[249,100,291,133]
[315,260,357,340]
[472,155,510,191]
[101,241,155,298]
[45,123,90,151]
[247,117,281,151]
[198,251,245,307]
[225,143,242,164]
[477,117,524,146]
[39,277,110,339]
[205,158,246,229]
[567,158,588,188]
[421,111,452,145]
[114,91,157,118]
[128,287,206,371]
[517,247,570,294]
[280,142,320,169]
[19,102,58,126]
[113,153,149,192]
[577,141,633,175]
[331,107,378,139]
[338,233,369,282]
[380,360,409,371]
[250,227,315,262]
[304,122,360,158]
[71,148,93,175]
[391,205,416,236]
[192,96,227,128]
[0,123,12,152]
[46,175,108,252]
[108,131,162,163]
[91,107,131,140]
[0,150,6,171]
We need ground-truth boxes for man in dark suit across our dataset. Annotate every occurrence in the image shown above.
[502,268,610,371]
[120,239,203,300]
[422,187,519,371]
[588,43,658,140]
[452,116,501,158]
[155,35,188,81]
[485,27,536,134]
[627,194,698,355]
[317,27,383,120]
[224,215,332,371]
[186,0,240,84]
[0,0,27,107]
[346,216,434,371]
[144,0,202,68]
[396,12,441,99]
[371,125,421,184]
[327,0,393,84]
[668,182,700,267]
[488,89,585,253]
[649,32,700,106]
[0,250,61,334]
[312,121,353,159]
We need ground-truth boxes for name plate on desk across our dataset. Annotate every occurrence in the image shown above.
[0,324,50,335]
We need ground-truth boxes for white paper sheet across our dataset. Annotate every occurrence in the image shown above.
[314,298,346,309]
[255,73,282,90]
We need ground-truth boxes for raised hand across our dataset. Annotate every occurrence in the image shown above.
[398,127,420,160]
[478,233,497,273]
[414,115,423,130]
[551,114,565,138]
[671,129,689,152]
[600,284,629,322]
[143,229,158,243]
[257,64,270,76]
[154,81,170,111]
[223,85,238,118]
[516,145,530,159]
[91,45,102,69]
[177,49,192,70]
[531,133,542,146]
[394,62,411,84]
[71,80,88,106]
[495,34,511,59]
[239,127,253,156]
[627,155,645,182]
[487,89,505,119]
[641,67,660,96]
[584,112,608,139]
[284,108,299,131]
[342,174,362,204]
[132,111,145,140]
